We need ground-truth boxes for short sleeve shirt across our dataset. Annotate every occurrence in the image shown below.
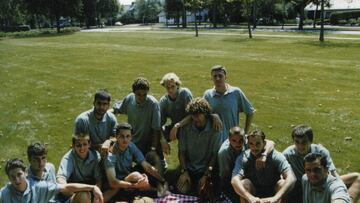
[218,139,247,179]
[113,93,161,151]
[232,149,291,187]
[57,149,102,184]
[159,87,193,126]
[203,85,255,143]
[0,179,60,203]
[105,142,145,180]
[178,120,221,173]
[74,108,117,146]
[302,175,350,203]
[283,144,336,182]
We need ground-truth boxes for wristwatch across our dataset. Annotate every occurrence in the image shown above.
[261,152,267,157]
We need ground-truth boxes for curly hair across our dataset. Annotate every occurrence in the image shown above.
[132,77,150,92]
[5,158,26,176]
[186,98,212,115]
[27,142,48,161]
[160,72,182,87]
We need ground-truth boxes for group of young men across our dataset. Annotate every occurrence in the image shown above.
[1,65,359,203]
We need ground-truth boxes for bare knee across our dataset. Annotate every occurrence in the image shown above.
[71,191,91,203]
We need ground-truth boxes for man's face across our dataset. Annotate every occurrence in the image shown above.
[248,135,265,157]
[93,99,110,118]
[294,136,311,156]
[29,154,46,172]
[191,113,207,128]
[116,129,132,151]
[304,159,327,186]
[73,138,90,160]
[229,134,245,152]
[8,168,27,192]
[211,70,227,87]
[134,89,148,104]
[164,81,178,98]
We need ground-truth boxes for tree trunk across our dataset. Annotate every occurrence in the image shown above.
[182,1,187,28]
[281,0,285,29]
[319,0,324,41]
[176,10,180,27]
[313,4,318,28]
[213,0,217,28]
[194,11,198,37]
[56,16,61,33]
[252,0,257,29]
[246,0,252,38]
[298,2,305,30]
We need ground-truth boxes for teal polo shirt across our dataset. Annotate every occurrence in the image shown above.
[203,85,255,143]
[0,179,60,203]
[27,162,56,183]
[74,108,117,146]
[105,142,145,180]
[178,120,221,173]
[302,175,350,203]
[57,149,102,184]
[159,87,193,126]
[113,93,161,153]
[218,139,247,180]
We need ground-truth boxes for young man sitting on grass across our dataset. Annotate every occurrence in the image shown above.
[27,142,56,183]
[0,158,103,203]
[57,133,116,202]
[105,123,168,202]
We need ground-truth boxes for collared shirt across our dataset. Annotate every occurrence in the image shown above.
[179,120,221,173]
[113,93,161,153]
[0,179,60,203]
[159,87,193,126]
[302,175,350,203]
[74,108,117,146]
[203,85,255,143]
[232,149,291,187]
[27,163,56,183]
[105,142,145,180]
[218,139,247,179]
[57,149,102,184]
[283,144,336,182]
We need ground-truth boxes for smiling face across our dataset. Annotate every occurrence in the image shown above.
[116,129,132,151]
[304,159,328,186]
[164,80,178,99]
[29,154,46,173]
[248,134,265,157]
[8,168,27,192]
[294,136,311,156]
[73,137,90,160]
[229,134,245,152]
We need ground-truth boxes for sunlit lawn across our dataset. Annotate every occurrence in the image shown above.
[0,31,360,186]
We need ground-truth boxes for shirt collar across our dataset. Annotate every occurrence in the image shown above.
[90,108,106,123]
[210,84,234,97]
[72,149,95,164]
[27,165,49,181]
[10,179,31,196]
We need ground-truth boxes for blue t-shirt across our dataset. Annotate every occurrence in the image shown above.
[203,85,255,143]
[159,87,193,126]
[57,149,102,184]
[113,93,161,153]
[74,108,117,146]
[105,142,145,180]
[232,149,291,187]
[302,175,350,203]
[218,139,247,180]
[27,163,56,183]
[0,179,60,203]
[179,120,221,173]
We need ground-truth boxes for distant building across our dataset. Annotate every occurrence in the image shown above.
[158,10,208,24]
[306,0,360,18]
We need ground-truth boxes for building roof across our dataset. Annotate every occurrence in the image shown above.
[306,0,360,11]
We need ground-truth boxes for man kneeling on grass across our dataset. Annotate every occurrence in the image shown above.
[105,123,168,202]
[0,158,103,203]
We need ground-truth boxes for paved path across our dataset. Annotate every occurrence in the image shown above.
[81,25,360,40]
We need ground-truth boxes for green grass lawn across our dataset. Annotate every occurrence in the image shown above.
[0,31,360,186]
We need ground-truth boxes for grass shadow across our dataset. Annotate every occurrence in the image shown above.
[296,40,360,49]
[222,37,267,43]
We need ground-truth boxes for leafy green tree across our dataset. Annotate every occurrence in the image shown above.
[184,0,205,36]
[134,0,162,24]
[165,0,183,27]
[0,0,26,28]
[97,0,120,26]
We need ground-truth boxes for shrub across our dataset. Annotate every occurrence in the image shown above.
[330,11,360,25]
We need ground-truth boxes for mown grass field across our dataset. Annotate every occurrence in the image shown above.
[0,30,360,186]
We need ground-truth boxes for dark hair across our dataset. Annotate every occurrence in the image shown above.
[27,142,47,161]
[229,126,245,138]
[116,122,133,135]
[94,89,111,102]
[186,98,212,115]
[292,125,313,142]
[5,158,26,176]
[132,77,150,92]
[72,133,90,145]
[304,153,327,168]
[248,129,266,141]
[210,65,227,75]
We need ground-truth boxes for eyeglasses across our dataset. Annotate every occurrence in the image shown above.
[75,143,89,148]
[305,167,323,174]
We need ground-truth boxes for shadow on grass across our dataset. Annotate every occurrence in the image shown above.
[222,37,268,43]
[296,40,360,49]
[1,27,80,39]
